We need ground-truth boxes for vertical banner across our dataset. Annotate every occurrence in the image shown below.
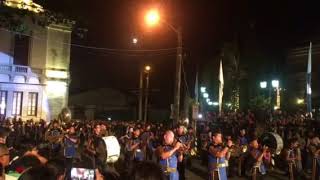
[306,42,312,116]
[218,60,224,114]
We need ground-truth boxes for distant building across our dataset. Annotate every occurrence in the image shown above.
[69,88,136,121]
[285,41,320,109]
[0,0,73,120]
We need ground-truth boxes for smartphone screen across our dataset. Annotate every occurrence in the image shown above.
[70,168,95,180]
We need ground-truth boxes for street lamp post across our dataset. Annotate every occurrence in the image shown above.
[260,79,280,111]
[145,9,182,124]
[138,66,144,121]
[144,66,151,123]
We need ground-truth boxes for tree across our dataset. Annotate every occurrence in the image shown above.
[249,95,271,111]
[221,37,247,111]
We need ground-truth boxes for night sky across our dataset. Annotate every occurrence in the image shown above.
[39,0,320,108]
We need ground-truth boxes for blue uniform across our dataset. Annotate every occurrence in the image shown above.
[208,144,227,180]
[48,128,62,151]
[238,136,248,146]
[64,135,77,158]
[250,148,266,175]
[159,145,179,180]
[132,137,144,161]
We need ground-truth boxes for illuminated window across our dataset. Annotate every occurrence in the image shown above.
[27,92,38,116]
[12,92,23,116]
[0,91,7,115]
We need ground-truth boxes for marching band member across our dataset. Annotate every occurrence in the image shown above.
[201,125,211,166]
[186,127,196,168]
[87,123,107,167]
[283,138,302,179]
[45,120,63,156]
[141,124,154,161]
[156,130,182,180]
[208,131,233,180]
[176,124,189,180]
[237,129,249,176]
[247,138,269,179]
[63,124,79,169]
[128,127,144,162]
[238,129,248,147]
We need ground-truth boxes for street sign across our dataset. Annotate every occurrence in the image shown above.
[192,104,199,119]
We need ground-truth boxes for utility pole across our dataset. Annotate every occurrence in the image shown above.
[173,27,182,125]
[138,67,144,121]
[144,72,150,123]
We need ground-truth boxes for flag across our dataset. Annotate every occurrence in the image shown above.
[218,60,224,114]
[195,70,199,103]
[306,42,312,115]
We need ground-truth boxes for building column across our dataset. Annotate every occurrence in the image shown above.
[6,91,13,118]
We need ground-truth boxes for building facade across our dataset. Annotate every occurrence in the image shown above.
[69,88,136,121]
[0,0,73,120]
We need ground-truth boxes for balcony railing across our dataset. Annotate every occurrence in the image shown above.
[0,64,30,74]
[15,66,28,73]
[0,65,12,72]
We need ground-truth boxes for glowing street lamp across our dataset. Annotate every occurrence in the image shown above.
[132,38,138,44]
[203,93,209,98]
[272,80,279,88]
[297,98,304,105]
[200,87,206,93]
[198,114,203,119]
[145,9,160,27]
[145,65,151,72]
[212,102,219,106]
[144,7,182,124]
[260,81,267,89]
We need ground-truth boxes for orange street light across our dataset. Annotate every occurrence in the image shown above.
[145,9,160,26]
[145,65,151,72]
[143,8,182,125]
[132,38,138,44]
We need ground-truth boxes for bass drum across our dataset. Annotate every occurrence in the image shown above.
[103,136,121,163]
[260,132,283,155]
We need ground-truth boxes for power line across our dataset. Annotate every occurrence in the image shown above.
[0,28,178,52]
[85,50,177,57]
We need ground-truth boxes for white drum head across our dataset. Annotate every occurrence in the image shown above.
[103,136,121,163]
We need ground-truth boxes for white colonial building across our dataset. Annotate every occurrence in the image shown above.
[0,0,73,120]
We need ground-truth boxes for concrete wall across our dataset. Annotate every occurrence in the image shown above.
[0,30,14,65]
[28,23,72,119]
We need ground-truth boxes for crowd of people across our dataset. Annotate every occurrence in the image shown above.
[0,110,318,180]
